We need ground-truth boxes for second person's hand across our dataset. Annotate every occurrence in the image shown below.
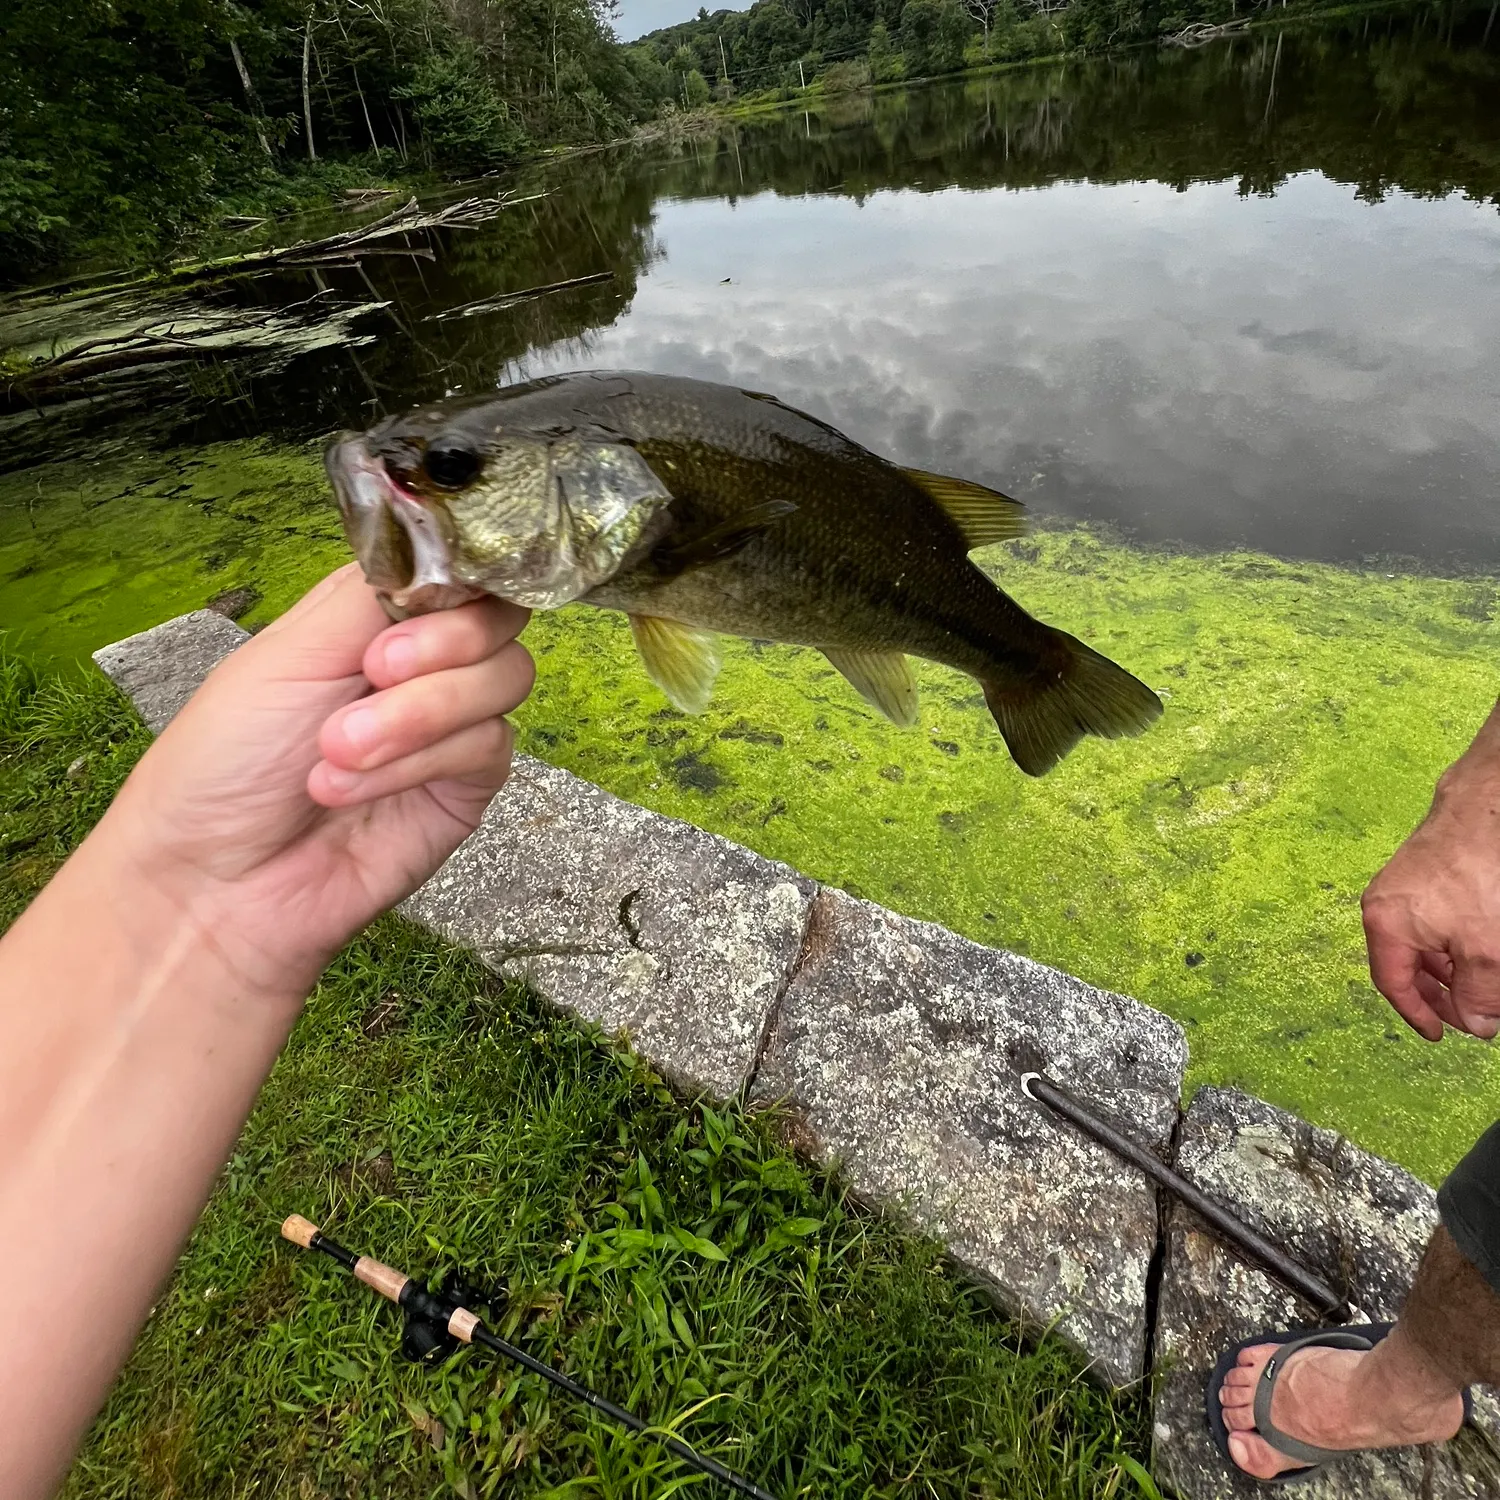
[1363,721,1500,1041]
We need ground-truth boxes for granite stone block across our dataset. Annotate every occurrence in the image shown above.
[403,756,817,1098]
[1152,1087,1500,1498]
[92,610,250,732]
[752,886,1189,1387]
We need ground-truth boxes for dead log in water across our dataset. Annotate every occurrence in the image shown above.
[163,192,547,286]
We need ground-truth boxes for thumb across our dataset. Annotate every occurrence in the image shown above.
[232,564,391,686]
[1448,954,1500,1039]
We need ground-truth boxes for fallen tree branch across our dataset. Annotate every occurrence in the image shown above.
[164,192,546,286]
[425,270,614,322]
[2,294,388,412]
[1164,17,1250,45]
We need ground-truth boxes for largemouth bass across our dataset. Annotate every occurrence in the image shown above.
[325,370,1161,775]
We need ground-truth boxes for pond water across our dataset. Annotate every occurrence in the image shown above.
[5,7,1500,1181]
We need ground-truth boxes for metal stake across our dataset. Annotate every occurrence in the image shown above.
[1018,1073,1355,1322]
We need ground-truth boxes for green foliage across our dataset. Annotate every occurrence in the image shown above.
[396,40,527,168]
[0,656,1152,1498]
[0,652,149,926]
[0,0,260,274]
[0,0,665,281]
[900,0,973,76]
[0,157,68,258]
[821,57,875,90]
[868,20,906,79]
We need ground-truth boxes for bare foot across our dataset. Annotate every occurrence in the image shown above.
[1218,1337,1466,1480]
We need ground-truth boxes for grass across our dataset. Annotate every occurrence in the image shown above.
[3,440,1498,1183]
[0,655,1153,1498]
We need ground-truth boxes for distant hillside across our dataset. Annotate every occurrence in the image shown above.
[625,0,1460,106]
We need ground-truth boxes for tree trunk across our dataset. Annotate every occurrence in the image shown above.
[334,12,382,157]
[229,38,274,157]
[302,16,318,161]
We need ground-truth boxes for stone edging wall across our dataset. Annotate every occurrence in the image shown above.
[94,611,1500,1500]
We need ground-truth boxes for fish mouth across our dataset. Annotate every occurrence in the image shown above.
[324,434,486,617]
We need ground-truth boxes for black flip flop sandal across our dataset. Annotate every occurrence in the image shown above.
[1205,1323,1474,1486]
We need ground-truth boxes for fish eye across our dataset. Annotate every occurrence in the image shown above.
[422,441,481,490]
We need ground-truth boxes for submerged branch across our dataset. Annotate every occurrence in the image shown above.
[1,294,388,413]
[425,270,615,321]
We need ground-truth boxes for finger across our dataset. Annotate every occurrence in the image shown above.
[1421,950,1455,985]
[362,597,530,690]
[1413,965,1461,1026]
[308,716,513,809]
[1364,926,1445,1041]
[319,642,535,772]
[1448,956,1500,1040]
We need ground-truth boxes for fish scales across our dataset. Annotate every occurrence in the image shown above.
[325,370,1162,774]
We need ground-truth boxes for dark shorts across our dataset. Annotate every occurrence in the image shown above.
[1439,1120,1500,1296]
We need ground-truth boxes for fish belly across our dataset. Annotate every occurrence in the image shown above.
[584,545,1019,683]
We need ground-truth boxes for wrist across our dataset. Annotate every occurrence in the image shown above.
[1432,754,1500,820]
[56,809,316,1014]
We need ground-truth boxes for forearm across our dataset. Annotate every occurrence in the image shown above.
[0,819,304,1499]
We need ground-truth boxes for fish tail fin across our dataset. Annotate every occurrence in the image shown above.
[982,631,1162,776]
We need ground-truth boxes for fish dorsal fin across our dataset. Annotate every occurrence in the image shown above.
[900,468,1026,549]
[824,648,919,727]
[630,614,722,714]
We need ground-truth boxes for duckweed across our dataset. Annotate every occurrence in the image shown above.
[5,442,1495,1183]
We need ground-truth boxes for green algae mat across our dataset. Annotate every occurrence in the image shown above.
[4,439,1496,1184]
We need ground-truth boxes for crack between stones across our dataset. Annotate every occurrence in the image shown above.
[742,883,825,1100]
[491,942,617,962]
[1140,1094,1186,1391]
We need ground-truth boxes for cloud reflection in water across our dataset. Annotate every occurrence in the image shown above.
[525,173,1500,568]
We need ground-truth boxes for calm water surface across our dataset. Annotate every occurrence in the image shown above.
[12,8,1500,568]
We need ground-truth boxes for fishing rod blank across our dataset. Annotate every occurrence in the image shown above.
[280,1215,780,1500]
[1017,1073,1356,1323]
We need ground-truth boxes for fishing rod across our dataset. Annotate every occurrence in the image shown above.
[1017,1073,1358,1323]
[279,1215,781,1500]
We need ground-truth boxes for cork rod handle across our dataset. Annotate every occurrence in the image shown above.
[353,1257,409,1302]
[281,1214,319,1249]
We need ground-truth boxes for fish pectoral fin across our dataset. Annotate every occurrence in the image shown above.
[823,648,919,727]
[900,468,1027,549]
[654,498,798,571]
[629,614,722,714]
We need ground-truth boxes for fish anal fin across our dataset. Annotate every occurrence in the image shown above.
[901,468,1027,549]
[824,648,919,727]
[982,631,1162,776]
[629,614,722,714]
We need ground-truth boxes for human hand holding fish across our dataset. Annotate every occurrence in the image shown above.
[327,371,1163,775]
[101,562,535,998]
[0,563,534,1500]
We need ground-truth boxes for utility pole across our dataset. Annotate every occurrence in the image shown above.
[719,32,729,80]
[798,58,806,87]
